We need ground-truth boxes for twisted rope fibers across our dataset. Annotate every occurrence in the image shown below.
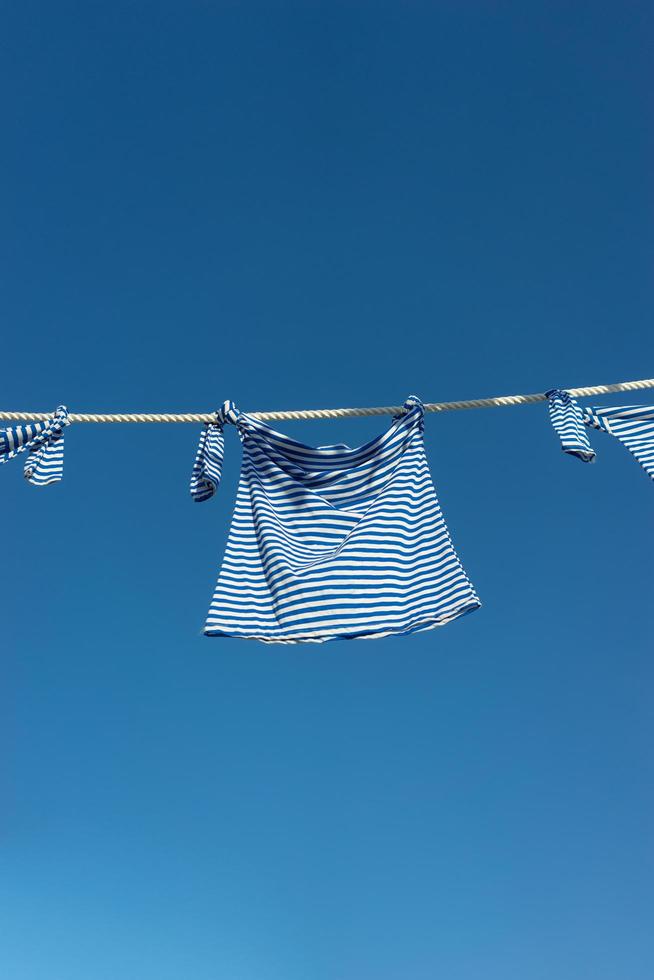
[1,377,653,425]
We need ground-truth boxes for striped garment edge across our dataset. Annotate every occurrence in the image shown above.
[191,397,481,643]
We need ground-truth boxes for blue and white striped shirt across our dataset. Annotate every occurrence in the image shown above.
[0,406,69,486]
[192,397,481,643]
[547,389,654,483]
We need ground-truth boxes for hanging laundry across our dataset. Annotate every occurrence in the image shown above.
[547,389,654,483]
[0,406,69,486]
[190,400,237,502]
[191,396,481,643]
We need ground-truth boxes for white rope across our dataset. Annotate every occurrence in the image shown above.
[1,377,653,424]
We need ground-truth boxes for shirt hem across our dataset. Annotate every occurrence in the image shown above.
[202,600,481,644]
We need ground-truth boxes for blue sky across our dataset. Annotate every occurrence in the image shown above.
[1,3,652,978]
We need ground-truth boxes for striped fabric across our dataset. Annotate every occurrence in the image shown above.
[546,389,596,462]
[190,400,240,502]
[193,397,481,643]
[0,406,69,486]
[584,404,654,482]
[547,389,654,483]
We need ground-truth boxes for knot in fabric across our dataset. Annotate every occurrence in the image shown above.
[190,403,239,502]
[394,394,425,431]
[1,404,70,486]
[546,388,596,463]
[403,395,424,414]
[214,400,240,428]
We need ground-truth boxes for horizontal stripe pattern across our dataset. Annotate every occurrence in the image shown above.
[546,389,596,461]
[547,389,654,484]
[200,396,481,643]
[190,424,224,501]
[190,400,240,502]
[585,403,654,482]
[0,406,69,486]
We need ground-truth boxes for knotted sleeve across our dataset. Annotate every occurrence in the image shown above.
[190,401,241,502]
[190,422,225,502]
[546,389,596,463]
[1,406,69,486]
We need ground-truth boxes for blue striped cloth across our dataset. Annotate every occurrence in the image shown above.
[547,389,654,483]
[190,401,239,502]
[192,397,481,643]
[0,406,69,486]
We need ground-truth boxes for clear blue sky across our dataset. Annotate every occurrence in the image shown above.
[1,3,652,978]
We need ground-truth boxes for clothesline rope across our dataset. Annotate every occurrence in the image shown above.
[1,377,653,424]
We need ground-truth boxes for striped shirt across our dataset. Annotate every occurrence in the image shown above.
[0,406,69,486]
[547,389,654,483]
[192,397,481,643]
